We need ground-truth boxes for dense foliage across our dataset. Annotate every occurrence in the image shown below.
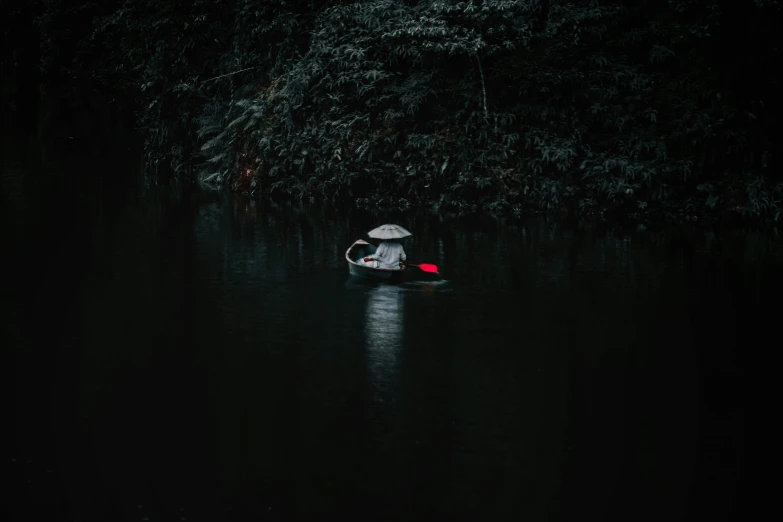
[4,0,782,222]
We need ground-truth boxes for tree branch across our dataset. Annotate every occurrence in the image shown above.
[200,66,262,83]
[475,53,488,122]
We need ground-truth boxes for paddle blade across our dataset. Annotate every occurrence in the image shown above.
[416,263,438,273]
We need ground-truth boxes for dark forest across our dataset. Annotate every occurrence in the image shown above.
[2,0,781,222]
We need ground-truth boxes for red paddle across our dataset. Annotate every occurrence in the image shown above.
[406,263,438,273]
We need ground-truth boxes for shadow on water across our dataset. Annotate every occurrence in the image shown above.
[345,275,454,293]
[3,135,773,521]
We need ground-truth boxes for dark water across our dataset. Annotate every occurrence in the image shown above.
[2,140,768,521]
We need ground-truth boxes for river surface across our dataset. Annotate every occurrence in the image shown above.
[2,137,767,521]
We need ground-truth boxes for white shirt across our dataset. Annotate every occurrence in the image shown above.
[369,241,406,270]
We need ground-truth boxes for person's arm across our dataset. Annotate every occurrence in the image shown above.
[400,248,406,262]
[375,243,389,260]
[365,243,385,262]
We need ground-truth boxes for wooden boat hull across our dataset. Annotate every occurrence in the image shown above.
[345,239,439,283]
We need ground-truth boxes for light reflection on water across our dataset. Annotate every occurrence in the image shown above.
[364,284,404,405]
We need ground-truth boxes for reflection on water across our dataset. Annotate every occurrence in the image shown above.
[364,284,405,431]
[364,285,405,354]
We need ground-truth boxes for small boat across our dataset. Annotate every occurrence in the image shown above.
[345,239,440,283]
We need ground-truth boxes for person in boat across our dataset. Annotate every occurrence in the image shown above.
[362,240,407,270]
